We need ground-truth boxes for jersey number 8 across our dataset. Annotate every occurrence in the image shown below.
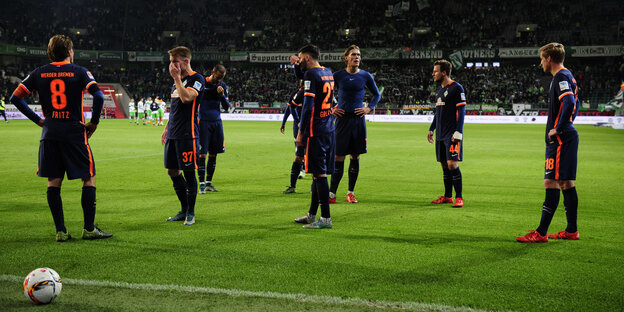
[50,79,68,110]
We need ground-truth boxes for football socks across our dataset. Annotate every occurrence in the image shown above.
[316,176,331,218]
[81,186,96,232]
[563,187,578,233]
[308,179,319,216]
[290,161,300,188]
[443,168,452,198]
[197,156,206,183]
[47,186,66,233]
[183,170,197,215]
[348,158,359,192]
[450,167,462,199]
[536,188,561,236]
[206,156,217,184]
[330,161,344,194]
[171,174,188,214]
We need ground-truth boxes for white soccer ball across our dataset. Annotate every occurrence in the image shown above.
[23,268,62,304]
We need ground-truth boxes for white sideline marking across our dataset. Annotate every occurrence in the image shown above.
[0,274,493,312]
[0,153,161,174]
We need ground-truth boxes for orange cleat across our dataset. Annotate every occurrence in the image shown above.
[431,196,453,204]
[516,230,548,243]
[453,198,464,207]
[346,193,358,203]
[547,230,579,240]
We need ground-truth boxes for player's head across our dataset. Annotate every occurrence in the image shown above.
[168,46,192,73]
[344,45,361,67]
[298,44,320,71]
[539,42,565,73]
[211,64,226,83]
[432,60,452,83]
[47,35,74,63]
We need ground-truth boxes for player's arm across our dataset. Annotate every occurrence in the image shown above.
[296,95,314,147]
[281,106,290,133]
[451,88,467,142]
[553,84,576,135]
[290,55,304,80]
[355,73,381,117]
[332,78,345,117]
[10,76,43,126]
[170,63,198,104]
[219,85,231,110]
[427,115,436,143]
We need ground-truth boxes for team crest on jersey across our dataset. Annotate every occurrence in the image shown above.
[304,80,311,91]
[460,93,466,101]
[559,81,570,91]
[193,81,202,91]
[444,90,448,97]
[86,71,94,80]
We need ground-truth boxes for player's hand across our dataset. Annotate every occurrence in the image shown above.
[427,131,434,143]
[548,128,558,142]
[161,127,167,145]
[333,108,345,117]
[37,118,45,128]
[295,131,304,147]
[280,125,285,134]
[290,55,300,65]
[217,86,224,97]
[355,107,371,117]
[169,62,181,79]
[80,122,97,139]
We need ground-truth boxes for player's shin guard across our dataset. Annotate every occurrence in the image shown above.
[450,167,462,198]
[443,168,452,198]
[290,161,300,188]
[197,156,206,183]
[308,179,319,216]
[81,186,96,231]
[330,161,344,194]
[47,187,66,233]
[562,187,578,233]
[316,177,331,218]
[536,188,561,236]
[171,174,188,213]
[348,159,359,192]
[206,156,217,184]
[183,170,197,215]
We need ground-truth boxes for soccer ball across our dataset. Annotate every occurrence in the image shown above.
[23,268,62,304]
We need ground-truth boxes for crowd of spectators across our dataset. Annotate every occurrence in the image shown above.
[1,0,621,52]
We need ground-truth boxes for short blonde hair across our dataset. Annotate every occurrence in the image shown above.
[539,43,565,63]
[168,46,192,60]
[47,35,73,62]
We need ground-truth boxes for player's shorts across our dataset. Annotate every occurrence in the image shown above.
[335,113,367,156]
[544,132,578,180]
[130,111,136,117]
[164,138,199,171]
[435,139,463,162]
[138,110,144,115]
[151,111,158,118]
[199,119,225,155]
[292,123,305,157]
[158,108,164,118]
[38,139,96,180]
[305,133,335,175]
[144,111,151,117]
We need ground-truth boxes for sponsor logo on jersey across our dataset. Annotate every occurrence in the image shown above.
[461,93,466,101]
[193,81,202,91]
[559,81,570,91]
[444,90,448,97]
[436,97,445,106]
[87,71,95,80]
[304,80,311,91]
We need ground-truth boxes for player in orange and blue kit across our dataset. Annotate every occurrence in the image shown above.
[161,46,205,226]
[427,60,466,208]
[293,45,335,229]
[10,35,112,241]
[281,81,306,194]
[517,43,580,243]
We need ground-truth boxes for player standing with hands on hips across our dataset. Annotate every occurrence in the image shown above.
[427,60,466,208]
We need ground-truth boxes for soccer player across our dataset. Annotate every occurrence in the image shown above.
[157,96,166,126]
[281,82,306,194]
[150,97,159,126]
[9,34,112,241]
[162,46,204,226]
[128,98,136,123]
[329,45,381,204]
[0,96,7,123]
[517,43,580,243]
[197,65,230,194]
[137,97,145,125]
[427,59,466,208]
[293,44,335,229]
[145,97,154,124]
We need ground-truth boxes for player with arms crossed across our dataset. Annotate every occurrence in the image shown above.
[517,43,580,243]
[329,45,381,204]
[293,44,335,229]
[281,81,306,194]
[197,65,230,193]
[162,46,205,226]
[10,34,112,241]
[427,59,465,208]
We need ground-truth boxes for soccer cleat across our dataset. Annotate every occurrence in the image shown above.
[206,185,219,192]
[431,196,453,204]
[294,213,315,224]
[166,212,186,221]
[453,198,464,207]
[199,182,206,194]
[516,230,548,243]
[283,186,296,194]
[184,214,195,225]
[346,193,358,203]
[547,230,580,240]
[82,226,113,240]
[298,171,306,179]
[56,231,72,242]
[302,218,332,229]
[329,192,336,204]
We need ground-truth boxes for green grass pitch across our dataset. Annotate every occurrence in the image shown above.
[0,119,623,311]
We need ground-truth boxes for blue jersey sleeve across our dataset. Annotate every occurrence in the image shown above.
[299,71,316,137]
[554,75,575,133]
[220,84,231,110]
[282,106,291,126]
[365,72,381,110]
